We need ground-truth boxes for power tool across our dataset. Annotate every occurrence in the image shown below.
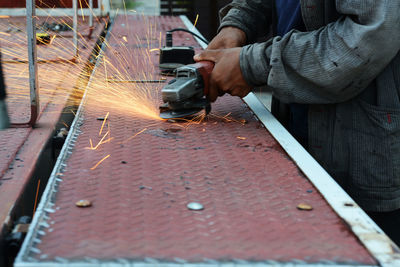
[159,61,214,119]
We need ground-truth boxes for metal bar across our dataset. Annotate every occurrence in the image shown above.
[89,0,93,27]
[26,0,39,127]
[98,0,103,16]
[14,262,378,267]
[72,0,78,58]
[0,8,102,17]
[105,79,167,83]
[103,0,110,15]
[179,14,400,267]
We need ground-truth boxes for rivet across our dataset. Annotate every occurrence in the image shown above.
[187,202,204,211]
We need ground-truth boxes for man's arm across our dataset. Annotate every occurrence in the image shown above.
[240,0,400,104]
[195,0,273,101]
[217,0,274,44]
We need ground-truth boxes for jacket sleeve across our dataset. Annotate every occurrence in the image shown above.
[218,0,274,44]
[239,0,400,104]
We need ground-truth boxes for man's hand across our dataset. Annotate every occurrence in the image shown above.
[207,27,247,50]
[194,48,252,102]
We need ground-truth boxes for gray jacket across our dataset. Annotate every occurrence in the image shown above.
[219,0,400,212]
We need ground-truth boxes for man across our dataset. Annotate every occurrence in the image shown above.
[194,0,400,245]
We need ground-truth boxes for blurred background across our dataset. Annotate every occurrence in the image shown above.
[111,0,231,41]
[0,0,231,41]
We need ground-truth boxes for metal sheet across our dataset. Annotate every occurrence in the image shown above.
[16,15,377,266]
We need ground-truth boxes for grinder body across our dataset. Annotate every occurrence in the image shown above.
[159,61,214,119]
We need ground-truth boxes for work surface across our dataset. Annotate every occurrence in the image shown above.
[16,15,378,266]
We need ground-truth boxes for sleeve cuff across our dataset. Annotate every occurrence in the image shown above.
[218,8,256,43]
[239,43,271,87]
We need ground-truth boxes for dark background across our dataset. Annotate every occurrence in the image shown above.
[0,0,230,41]
[160,0,231,41]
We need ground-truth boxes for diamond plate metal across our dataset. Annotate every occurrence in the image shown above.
[17,15,377,266]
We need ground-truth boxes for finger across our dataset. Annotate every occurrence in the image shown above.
[230,87,251,98]
[193,49,220,62]
[208,72,219,102]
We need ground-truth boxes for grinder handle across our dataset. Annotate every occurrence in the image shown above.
[187,61,214,96]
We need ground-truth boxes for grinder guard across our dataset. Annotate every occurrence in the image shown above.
[159,61,214,119]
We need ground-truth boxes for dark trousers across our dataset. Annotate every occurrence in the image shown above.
[367,209,400,247]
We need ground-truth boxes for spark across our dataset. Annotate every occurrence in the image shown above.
[237,136,246,140]
[121,128,147,144]
[79,0,85,21]
[87,130,110,150]
[33,180,41,217]
[49,34,57,45]
[90,154,110,170]
[2,6,165,152]
[61,121,69,128]
[193,14,199,28]
[99,112,109,136]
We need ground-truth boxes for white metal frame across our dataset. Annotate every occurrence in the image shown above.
[72,0,78,58]
[26,0,39,126]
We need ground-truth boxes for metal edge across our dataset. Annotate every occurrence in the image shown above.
[14,16,115,267]
[12,261,378,267]
[73,0,79,58]
[0,8,102,16]
[179,15,208,49]
[180,14,400,267]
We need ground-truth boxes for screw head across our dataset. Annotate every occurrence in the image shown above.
[187,202,204,211]
[297,203,313,211]
[75,199,92,208]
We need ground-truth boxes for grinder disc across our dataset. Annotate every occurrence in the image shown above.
[159,108,203,119]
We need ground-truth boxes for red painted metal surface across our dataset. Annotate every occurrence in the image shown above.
[28,15,376,265]
[0,17,105,232]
